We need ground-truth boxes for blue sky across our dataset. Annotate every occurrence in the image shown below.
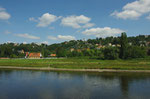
[0,0,150,44]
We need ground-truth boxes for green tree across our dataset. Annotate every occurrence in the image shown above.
[120,32,128,59]
[56,47,67,57]
[103,47,119,60]
[126,46,146,58]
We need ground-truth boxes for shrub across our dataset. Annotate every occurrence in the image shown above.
[103,47,119,60]
[126,46,147,58]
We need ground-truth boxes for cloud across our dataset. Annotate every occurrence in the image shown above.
[82,27,124,37]
[29,13,61,27]
[146,15,150,20]
[41,41,49,44]
[0,7,5,11]
[0,7,11,20]
[47,36,58,40]
[57,35,76,40]
[111,0,150,20]
[29,17,38,22]
[49,27,55,29]
[61,15,94,29]
[48,35,76,41]
[4,30,11,34]
[15,33,40,39]
[23,42,27,44]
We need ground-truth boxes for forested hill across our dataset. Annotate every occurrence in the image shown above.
[0,34,150,59]
[49,34,150,51]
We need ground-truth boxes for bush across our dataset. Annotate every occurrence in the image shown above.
[10,54,18,58]
[103,47,119,60]
[147,49,150,56]
[126,46,147,58]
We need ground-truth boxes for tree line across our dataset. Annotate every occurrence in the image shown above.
[0,33,150,59]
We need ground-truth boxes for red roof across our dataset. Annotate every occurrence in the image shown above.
[28,53,41,57]
[50,54,56,57]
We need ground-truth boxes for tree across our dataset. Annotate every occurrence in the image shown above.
[56,47,67,57]
[126,46,147,58]
[120,32,128,59]
[103,47,119,60]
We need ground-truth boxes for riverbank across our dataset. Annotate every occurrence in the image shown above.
[1,66,150,73]
[0,57,150,71]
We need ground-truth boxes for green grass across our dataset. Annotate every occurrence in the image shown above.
[0,57,150,70]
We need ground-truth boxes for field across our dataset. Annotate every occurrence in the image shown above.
[0,57,150,70]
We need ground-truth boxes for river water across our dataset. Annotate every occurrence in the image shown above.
[0,69,150,99]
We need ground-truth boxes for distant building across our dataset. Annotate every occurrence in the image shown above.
[50,54,56,57]
[116,44,121,47]
[146,42,150,46]
[77,49,81,52]
[96,45,105,49]
[128,42,132,46]
[108,43,112,46]
[28,53,42,58]
[95,44,99,46]
[112,45,116,47]
[70,48,75,52]
[18,49,25,54]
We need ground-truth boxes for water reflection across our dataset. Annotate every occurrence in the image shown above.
[0,70,150,99]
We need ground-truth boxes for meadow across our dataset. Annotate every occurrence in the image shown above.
[0,57,150,70]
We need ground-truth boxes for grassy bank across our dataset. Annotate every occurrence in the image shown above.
[0,57,150,70]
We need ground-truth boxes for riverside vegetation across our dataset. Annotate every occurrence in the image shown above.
[0,33,150,70]
[0,57,150,70]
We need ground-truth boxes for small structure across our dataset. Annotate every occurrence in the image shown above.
[28,53,42,58]
[50,54,56,57]
[96,45,105,49]
[18,49,25,54]
[70,48,75,52]
[77,49,81,52]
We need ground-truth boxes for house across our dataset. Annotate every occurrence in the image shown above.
[25,52,29,58]
[77,49,81,52]
[108,43,112,46]
[96,45,105,49]
[70,48,75,52]
[116,44,121,47]
[28,53,42,58]
[18,49,25,54]
[146,42,150,46]
[50,54,56,57]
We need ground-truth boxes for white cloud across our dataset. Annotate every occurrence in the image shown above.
[111,10,141,20]
[48,35,76,41]
[49,27,55,29]
[23,42,27,44]
[29,17,38,22]
[0,7,11,20]
[111,0,150,20]
[4,30,11,34]
[82,27,124,37]
[41,41,49,44]
[6,41,16,43]
[82,23,95,28]
[61,15,94,29]
[0,7,5,11]
[47,36,58,40]
[146,15,150,20]
[57,35,76,40]
[15,33,40,39]
[29,13,60,27]
[37,13,59,27]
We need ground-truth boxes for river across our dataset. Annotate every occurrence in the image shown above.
[0,69,150,99]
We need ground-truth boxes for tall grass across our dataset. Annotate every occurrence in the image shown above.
[0,57,150,70]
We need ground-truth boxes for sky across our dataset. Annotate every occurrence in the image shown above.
[0,0,150,44]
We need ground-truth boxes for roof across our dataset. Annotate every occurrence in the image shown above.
[28,53,42,57]
[50,54,56,57]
